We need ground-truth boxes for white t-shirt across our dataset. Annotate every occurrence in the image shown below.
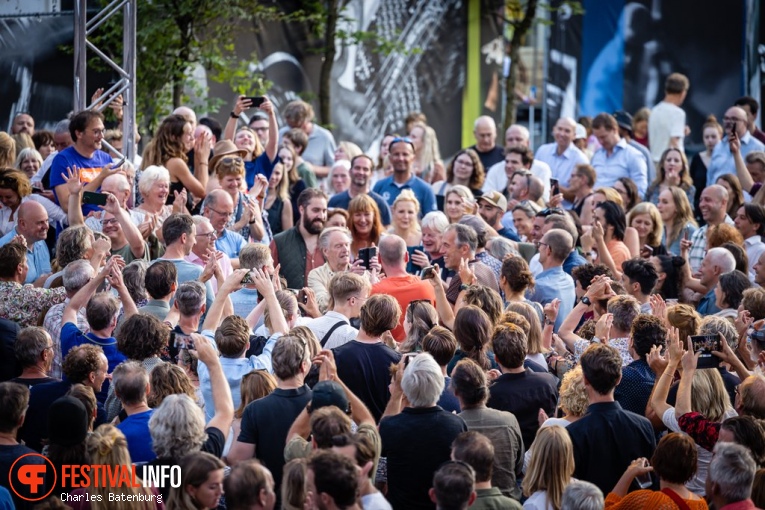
[648,101,685,163]
[483,160,552,201]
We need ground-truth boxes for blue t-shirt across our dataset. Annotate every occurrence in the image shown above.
[244,152,279,189]
[60,321,126,402]
[117,409,156,463]
[328,190,392,225]
[215,228,248,259]
[49,146,114,215]
[372,175,437,217]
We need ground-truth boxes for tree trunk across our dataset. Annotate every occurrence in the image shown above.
[503,0,538,132]
[318,0,340,126]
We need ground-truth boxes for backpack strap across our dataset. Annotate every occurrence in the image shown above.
[320,321,348,347]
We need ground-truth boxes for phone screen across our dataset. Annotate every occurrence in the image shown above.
[82,191,108,206]
[690,335,721,369]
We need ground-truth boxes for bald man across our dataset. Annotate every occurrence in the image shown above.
[688,184,736,272]
[172,106,197,128]
[83,173,144,233]
[470,116,504,169]
[707,106,765,187]
[534,117,590,203]
[11,113,35,136]
[482,124,552,201]
[0,201,52,285]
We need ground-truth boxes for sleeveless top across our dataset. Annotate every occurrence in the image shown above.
[266,196,285,236]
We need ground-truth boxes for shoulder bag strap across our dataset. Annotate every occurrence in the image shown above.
[660,488,691,510]
[320,320,348,347]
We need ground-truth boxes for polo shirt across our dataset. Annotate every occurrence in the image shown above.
[60,322,126,402]
[117,409,156,463]
[137,299,171,322]
[372,174,437,216]
[215,228,247,259]
[591,138,648,196]
[0,228,51,284]
[152,258,215,313]
[697,288,721,316]
[328,190,392,225]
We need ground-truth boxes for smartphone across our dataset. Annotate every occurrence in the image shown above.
[358,247,378,270]
[642,245,654,256]
[690,334,722,369]
[111,156,126,169]
[244,96,265,108]
[421,266,436,280]
[683,228,690,241]
[297,289,308,304]
[241,271,254,284]
[82,191,108,206]
[173,332,195,350]
[550,178,560,196]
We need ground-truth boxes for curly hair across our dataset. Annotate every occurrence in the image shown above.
[500,256,535,293]
[0,168,32,198]
[146,363,196,408]
[571,263,613,291]
[707,223,744,249]
[630,314,667,359]
[143,114,188,166]
[559,366,589,417]
[445,148,485,190]
[62,345,103,384]
[116,314,168,360]
[666,304,701,344]
[149,394,207,460]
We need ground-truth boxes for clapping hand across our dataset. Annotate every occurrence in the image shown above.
[595,313,613,343]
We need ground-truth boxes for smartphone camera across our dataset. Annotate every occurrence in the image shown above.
[358,247,378,270]
[690,334,722,369]
[173,333,195,350]
[420,266,436,280]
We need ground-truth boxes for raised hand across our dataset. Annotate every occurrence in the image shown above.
[458,257,476,286]
[63,166,83,196]
[101,192,121,215]
[259,96,274,115]
[592,220,605,243]
[172,189,188,214]
[647,345,667,375]
[233,95,252,116]
[595,313,613,343]
[543,298,560,325]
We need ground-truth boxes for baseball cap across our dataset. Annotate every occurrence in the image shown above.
[612,111,634,133]
[575,123,587,140]
[477,190,508,211]
[310,381,350,414]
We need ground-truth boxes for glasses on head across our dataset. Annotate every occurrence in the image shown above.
[208,207,233,218]
[389,136,415,150]
[407,299,431,314]
[538,207,565,217]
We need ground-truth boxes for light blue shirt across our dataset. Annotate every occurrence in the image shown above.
[0,227,51,284]
[628,139,655,186]
[372,174,437,216]
[230,288,260,320]
[198,329,278,421]
[707,132,765,187]
[591,138,648,196]
[153,258,214,313]
[525,266,575,332]
[215,228,247,259]
[534,142,589,188]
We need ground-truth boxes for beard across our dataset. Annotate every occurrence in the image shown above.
[303,215,325,235]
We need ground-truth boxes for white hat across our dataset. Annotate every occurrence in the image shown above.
[575,123,587,140]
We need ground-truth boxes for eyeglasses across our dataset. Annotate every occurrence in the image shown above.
[535,241,549,249]
[101,217,119,226]
[723,117,745,123]
[91,129,106,136]
[208,207,233,218]
[196,231,217,239]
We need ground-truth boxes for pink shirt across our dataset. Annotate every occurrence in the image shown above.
[185,250,233,294]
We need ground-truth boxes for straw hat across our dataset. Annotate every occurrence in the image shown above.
[208,139,248,172]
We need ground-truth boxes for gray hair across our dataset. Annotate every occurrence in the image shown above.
[708,442,756,503]
[14,327,49,368]
[706,247,736,274]
[62,259,95,294]
[319,227,351,251]
[112,361,148,406]
[401,353,444,408]
[56,225,94,268]
[149,393,207,459]
[271,335,310,381]
[175,281,206,316]
[487,237,517,262]
[446,223,477,253]
[15,148,43,169]
[507,124,530,142]
[137,165,170,197]
[102,173,131,192]
[239,243,272,270]
[700,316,739,349]
[561,481,604,510]
[122,260,148,304]
[54,119,70,135]
[191,215,213,230]
[473,115,496,132]
[421,211,449,234]
[202,189,230,211]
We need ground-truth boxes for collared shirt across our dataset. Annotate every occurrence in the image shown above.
[304,310,358,349]
[708,132,765,187]
[697,287,721,316]
[0,280,66,328]
[688,216,735,272]
[43,299,89,379]
[563,250,586,276]
[744,235,765,280]
[591,138,649,196]
[573,337,632,367]
[525,266,575,332]
[138,299,171,322]
[482,160,553,201]
[629,138,655,185]
[153,258,215,313]
[719,500,760,510]
[215,228,248,259]
[614,359,655,415]
[534,142,589,188]
[0,227,51,284]
[185,250,233,294]
[446,260,499,305]
[372,174,437,215]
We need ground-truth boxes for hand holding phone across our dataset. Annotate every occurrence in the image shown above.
[690,334,722,369]
[421,266,436,280]
[244,96,265,108]
[173,332,195,350]
[358,247,378,270]
[82,191,108,206]
[550,178,560,197]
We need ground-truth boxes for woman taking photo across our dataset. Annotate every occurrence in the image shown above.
[657,186,698,256]
[645,147,696,210]
[443,185,476,224]
[431,148,485,202]
[627,202,665,257]
[409,121,445,183]
[388,189,422,247]
[581,200,631,278]
[522,426,575,510]
[167,451,225,510]
[264,162,293,236]
[224,95,279,190]
[142,113,210,205]
[348,194,384,257]
[411,210,449,273]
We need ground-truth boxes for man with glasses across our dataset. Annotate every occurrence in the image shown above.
[203,189,247,265]
[305,272,369,349]
[527,229,576,332]
[648,72,689,164]
[482,124,552,200]
[372,137,437,215]
[186,216,233,294]
[49,109,116,215]
[707,105,765,187]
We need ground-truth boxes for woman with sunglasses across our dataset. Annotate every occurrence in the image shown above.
[224,95,280,190]
[0,168,65,236]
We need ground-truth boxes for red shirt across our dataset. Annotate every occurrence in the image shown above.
[371,275,436,341]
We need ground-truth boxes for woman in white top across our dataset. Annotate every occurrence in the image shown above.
[134,165,176,239]
[522,425,575,510]
[0,169,66,236]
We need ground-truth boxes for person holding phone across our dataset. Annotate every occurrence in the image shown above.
[223,96,280,190]
[706,106,765,188]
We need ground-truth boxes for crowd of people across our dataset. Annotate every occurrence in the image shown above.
[0,70,765,510]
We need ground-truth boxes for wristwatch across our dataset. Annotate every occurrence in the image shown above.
[580,296,592,306]
[230,111,240,119]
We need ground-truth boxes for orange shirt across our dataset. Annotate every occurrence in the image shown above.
[605,490,708,510]
[371,275,436,341]
[607,239,632,271]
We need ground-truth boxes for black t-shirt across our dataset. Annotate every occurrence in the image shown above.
[333,341,401,422]
[487,370,559,451]
[238,386,312,502]
[470,144,505,170]
[380,407,467,510]
[0,443,47,510]
[19,380,71,452]
[9,377,57,388]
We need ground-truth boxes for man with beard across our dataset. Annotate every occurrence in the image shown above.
[477,191,519,241]
[328,154,392,226]
[271,188,328,289]
[373,138,437,215]
[11,112,35,136]
[203,189,247,266]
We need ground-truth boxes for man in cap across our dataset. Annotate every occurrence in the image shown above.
[477,191,519,241]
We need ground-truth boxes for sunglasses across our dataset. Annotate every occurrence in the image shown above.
[389,136,415,151]
[220,157,243,165]
[537,207,565,217]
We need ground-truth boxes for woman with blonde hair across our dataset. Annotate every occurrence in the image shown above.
[645,148,695,208]
[409,121,445,183]
[264,161,293,235]
[522,425,575,510]
[14,147,44,180]
[657,186,698,256]
[167,451,225,510]
[147,363,198,408]
[431,148,485,200]
[627,202,665,256]
[348,194,384,257]
[666,304,700,342]
[67,425,160,510]
[334,140,362,162]
[389,189,422,246]
[506,302,547,368]
[442,185,476,224]
[0,132,16,168]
